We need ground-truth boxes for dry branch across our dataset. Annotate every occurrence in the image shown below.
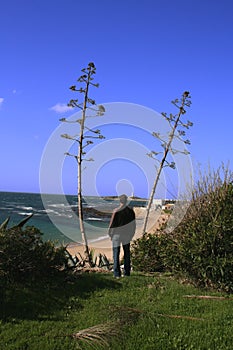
[183,295,233,301]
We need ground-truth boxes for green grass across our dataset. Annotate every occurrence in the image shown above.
[1,272,233,349]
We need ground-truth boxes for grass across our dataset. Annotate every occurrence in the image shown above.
[1,272,233,349]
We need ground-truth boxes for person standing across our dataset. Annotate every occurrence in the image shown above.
[108,194,136,278]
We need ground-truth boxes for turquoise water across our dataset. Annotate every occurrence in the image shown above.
[0,192,146,244]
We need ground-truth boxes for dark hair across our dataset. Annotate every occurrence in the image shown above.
[119,194,127,205]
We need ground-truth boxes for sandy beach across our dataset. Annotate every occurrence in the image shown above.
[66,207,169,261]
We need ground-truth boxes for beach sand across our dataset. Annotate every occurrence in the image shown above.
[66,208,169,261]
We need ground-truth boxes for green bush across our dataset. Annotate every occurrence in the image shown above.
[132,165,233,292]
[0,225,68,283]
[169,166,233,292]
[131,232,168,273]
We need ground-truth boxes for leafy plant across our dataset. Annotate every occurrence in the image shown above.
[167,164,233,292]
[133,164,233,292]
[0,224,68,283]
[131,232,167,273]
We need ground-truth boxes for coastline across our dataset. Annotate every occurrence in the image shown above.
[66,208,169,261]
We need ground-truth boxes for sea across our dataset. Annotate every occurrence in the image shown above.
[0,192,147,245]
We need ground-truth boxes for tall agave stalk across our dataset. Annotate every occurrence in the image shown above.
[60,62,105,264]
[142,91,192,235]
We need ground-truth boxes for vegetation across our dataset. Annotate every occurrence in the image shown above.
[0,221,68,284]
[2,68,233,347]
[143,91,193,234]
[1,272,233,349]
[60,62,105,264]
[131,232,167,273]
[132,164,233,293]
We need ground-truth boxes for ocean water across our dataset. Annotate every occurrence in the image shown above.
[0,192,147,245]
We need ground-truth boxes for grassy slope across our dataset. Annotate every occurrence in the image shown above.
[1,272,233,349]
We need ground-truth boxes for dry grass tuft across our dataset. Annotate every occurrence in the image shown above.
[70,321,120,349]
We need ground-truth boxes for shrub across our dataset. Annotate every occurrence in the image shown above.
[132,165,233,292]
[0,225,68,283]
[168,165,233,292]
[131,232,168,273]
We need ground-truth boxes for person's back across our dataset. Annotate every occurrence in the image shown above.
[110,205,136,243]
[112,205,135,226]
[108,194,136,278]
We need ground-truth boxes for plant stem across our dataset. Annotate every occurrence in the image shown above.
[77,70,91,264]
[142,94,187,235]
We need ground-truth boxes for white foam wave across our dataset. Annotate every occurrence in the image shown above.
[16,206,33,211]
[48,203,66,208]
[86,217,103,221]
[18,212,33,216]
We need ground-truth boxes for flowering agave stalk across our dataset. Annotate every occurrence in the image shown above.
[60,62,105,265]
[142,91,192,235]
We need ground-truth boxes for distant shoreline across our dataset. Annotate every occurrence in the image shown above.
[0,191,148,200]
[103,195,147,201]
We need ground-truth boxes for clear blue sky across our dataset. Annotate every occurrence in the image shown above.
[1,0,233,198]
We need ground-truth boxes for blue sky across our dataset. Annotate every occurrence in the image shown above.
[1,0,233,198]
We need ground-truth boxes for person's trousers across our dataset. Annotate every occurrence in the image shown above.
[112,234,131,277]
